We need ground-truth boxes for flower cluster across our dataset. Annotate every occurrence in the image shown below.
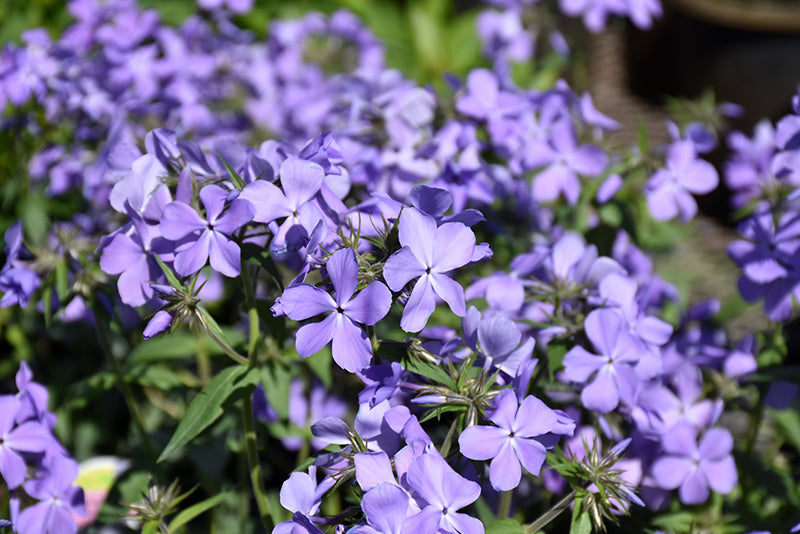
[1,0,798,533]
[727,90,800,321]
[1,363,85,534]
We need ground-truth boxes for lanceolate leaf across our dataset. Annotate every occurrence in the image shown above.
[158,366,259,462]
[168,492,229,531]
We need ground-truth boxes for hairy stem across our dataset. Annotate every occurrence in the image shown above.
[242,395,273,531]
[204,326,249,366]
[524,489,576,534]
[498,490,513,520]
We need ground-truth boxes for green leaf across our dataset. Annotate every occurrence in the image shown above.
[546,342,568,380]
[770,408,800,453]
[570,498,591,534]
[158,366,257,462]
[127,363,185,390]
[485,519,525,534]
[598,203,622,227]
[446,12,480,74]
[418,403,466,423]
[199,307,236,349]
[55,258,68,303]
[142,519,161,534]
[154,255,184,290]
[260,363,292,419]
[401,354,457,390]
[651,512,695,532]
[128,330,248,364]
[168,491,228,531]
[218,153,245,190]
[21,191,49,245]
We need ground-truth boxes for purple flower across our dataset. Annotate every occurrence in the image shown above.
[17,455,86,534]
[456,69,526,122]
[383,207,479,332]
[527,117,608,205]
[198,0,254,13]
[0,267,40,309]
[240,157,326,254]
[562,308,649,413]
[651,423,737,505]
[279,466,335,518]
[728,212,800,321]
[275,248,392,372]
[159,184,255,277]
[0,396,51,489]
[475,9,534,69]
[645,140,718,222]
[100,207,171,307]
[351,483,410,534]
[459,389,560,490]
[404,453,483,534]
[462,308,536,379]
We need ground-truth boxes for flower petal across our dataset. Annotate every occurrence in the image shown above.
[326,248,358,305]
[431,222,475,273]
[346,281,392,326]
[514,437,547,477]
[383,247,425,292]
[458,425,507,461]
[489,440,522,491]
[514,395,557,437]
[208,233,241,278]
[651,456,693,490]
[354,452,395,491]
[174,231,211,276]
[278,284,336,320]
[429,273,466,317]
[362,483,409,534]
[213,198,255,235]
[331,315,372,372]
[398,208,437,266]
[400,276,436,333]
[295,313,337,358]
[159,202,206,240]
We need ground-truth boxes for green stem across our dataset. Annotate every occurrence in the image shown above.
[96,320,156,462]
[204,326,249,366]
[242,395,273,531]
[498,490,512,520]
[439,417,460,458]
[195,330,211,385]
[524,490,576,534]
[239,254,272,529]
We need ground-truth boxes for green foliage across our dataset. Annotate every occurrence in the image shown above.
[158,366,259,463]
[485,518,526,534]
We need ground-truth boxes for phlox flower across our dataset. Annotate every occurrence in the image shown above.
[0,395,51,489]
[651,423,737,505]
[526,117,608,205]
[459,389,559,491]
[562,308,651,413]
[404,453,483,534]
[383,207,479,332]
[274,248,392,372]
[645,140,718,222]
[159,184,255,277]
[17,455,86,534]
